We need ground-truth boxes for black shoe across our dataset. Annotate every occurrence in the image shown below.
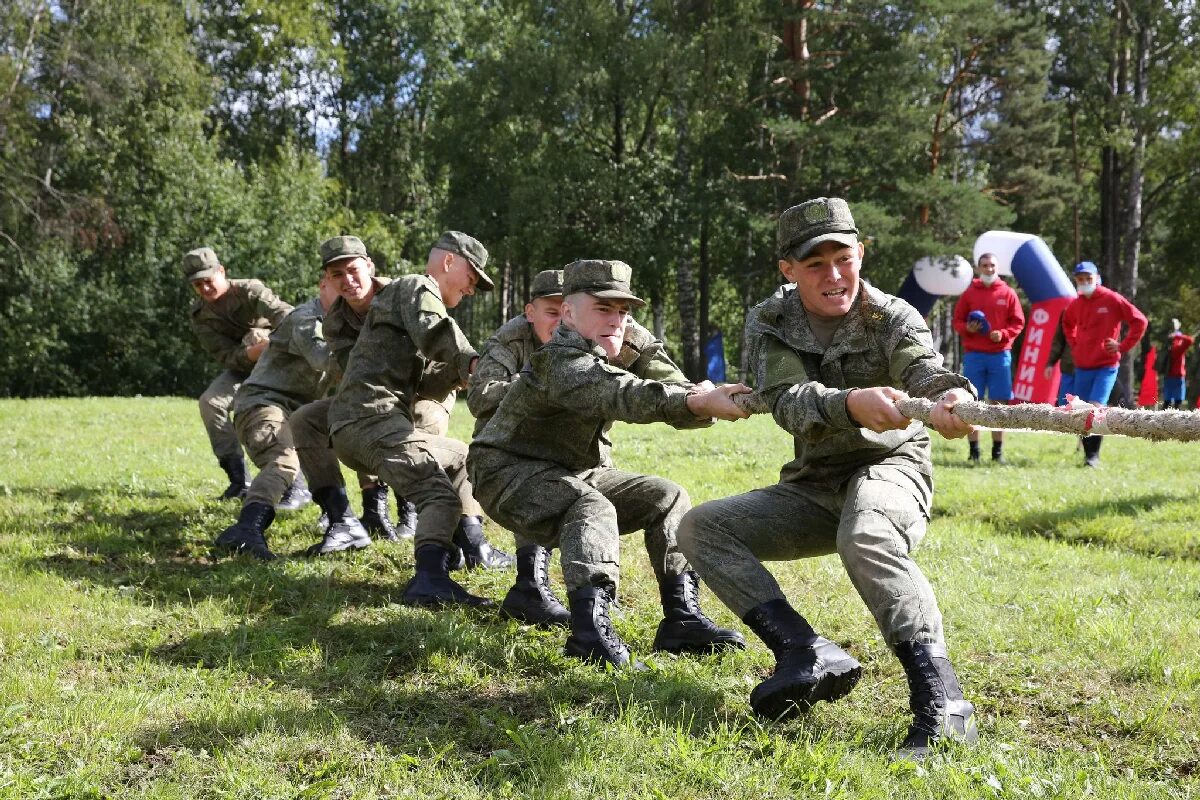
[397,497,418,539]
[214,501,276,561]
[991,444,1005,464]
[1082,434,1103,468]
[304,519,372,556]
[500,545,570,627]
[276,475,312,512]
[564,585,642,669]
[743,599,861,720]
[217,455,250,501]
[453,515,514,570]
[361,485,403,541]
[401,544,494,608]
[893,641,978,760]
[652,571,745,653]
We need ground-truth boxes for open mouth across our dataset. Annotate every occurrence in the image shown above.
[822,288,847,298]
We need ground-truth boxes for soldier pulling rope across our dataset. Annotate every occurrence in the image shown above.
[732,392,1200,443]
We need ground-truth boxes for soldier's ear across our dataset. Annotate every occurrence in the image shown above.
[778,258,798,283]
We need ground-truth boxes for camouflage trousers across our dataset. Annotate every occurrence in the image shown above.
[199,369,249,461]
[233,402,299,507]
[332,413,480,550]
[678,464,945,646]
[291,397,454,492]
[468,445,690,592]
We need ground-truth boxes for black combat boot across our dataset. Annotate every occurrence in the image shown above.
[742,599,862,720]
[893,641,978,760]
[967,441,980,464]
[1082,435,1103,468]
[564,584,641,669]
[276,474,313,512]
[217,455,250,500]
[991,440,1004,464]
[214,501,276,561]
[396,495,418,539]
[401,544,494,608]
[652,571,746,653]
[500,545,570,627]
[453,515,515,569]
[360,485,402,541]
[304,487,372,556]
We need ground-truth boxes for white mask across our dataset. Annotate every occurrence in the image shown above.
[979,273,997,286]
[1077,282,1096,297]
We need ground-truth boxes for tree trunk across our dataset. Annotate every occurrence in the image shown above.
[673,98,701,380]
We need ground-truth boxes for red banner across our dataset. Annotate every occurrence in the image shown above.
[1011,297,1073,405]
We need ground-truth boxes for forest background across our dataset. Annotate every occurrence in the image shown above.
[2,0,1198,399]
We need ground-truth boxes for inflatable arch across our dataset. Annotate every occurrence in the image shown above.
[896,232,1077,405]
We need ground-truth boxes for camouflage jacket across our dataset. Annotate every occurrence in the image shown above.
[466,315,687,438]
[471,326,703,472]
[234,298,334,415]
[189,279,293,374]
[324,275,393,381]
[748,280,974,489]
[328,274,477,432]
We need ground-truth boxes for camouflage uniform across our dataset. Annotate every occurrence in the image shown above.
[680,279,973,644]
[189,271,292,461]
[232,297,334,507]
[328,274,481,551]
[468,313,688,556]
[469,323,703,592]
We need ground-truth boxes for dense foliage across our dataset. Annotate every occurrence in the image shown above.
[2,0,1198,396]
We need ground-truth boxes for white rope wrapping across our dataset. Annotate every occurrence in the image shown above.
[732,393,1200,442]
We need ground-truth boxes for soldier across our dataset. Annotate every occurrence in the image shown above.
[215,268,361,559]
[290,236,415,553]
[677,198,978,760]
[184,247,297,503]
[469,259,751,667]
[328,231,508,608]
[468,269,695,627]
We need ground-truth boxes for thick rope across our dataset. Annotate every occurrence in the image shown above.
[732,392,1200,442]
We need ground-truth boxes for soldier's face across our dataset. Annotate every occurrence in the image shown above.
[562,294,630,358]
[318,273,341,311]
[434,254,479,308]
[190,266,229,303]
[525,296,564,343]
[779,240,863,317]
[326,257,375,304]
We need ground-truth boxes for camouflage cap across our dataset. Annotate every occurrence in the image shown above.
[529,269,564,299]
[434,231,494,291]
[182,247,222,282]
[777,197,859,260]
[562,260,645,308]
[320,235,368,267]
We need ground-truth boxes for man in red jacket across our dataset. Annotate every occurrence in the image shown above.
[1060,262,1147,466]
[952,253,1025,463]
[1162,319,1194,409]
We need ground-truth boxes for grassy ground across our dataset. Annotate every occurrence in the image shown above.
[0,397,1197,799]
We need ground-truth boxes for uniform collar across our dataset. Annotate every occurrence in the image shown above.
[775,280,881,359]
[553,325,611,360]
[419,273,444,302]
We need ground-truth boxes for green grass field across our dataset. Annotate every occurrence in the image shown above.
[1,397,1198,799]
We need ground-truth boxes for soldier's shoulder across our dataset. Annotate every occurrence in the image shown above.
[747,285,794,334]
[865,283,923,329]
[622,318,656,349]
[189,297,204,317]
[492,315,534,344]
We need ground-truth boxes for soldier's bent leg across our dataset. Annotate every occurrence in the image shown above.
[556,481,623,592]
[585,468,691,584]
[234,404,300,508]
[836,469,943,646]
[290,398,345,491]
[678,484,860,717]
[412,393,455,437]
[199,370,245,461]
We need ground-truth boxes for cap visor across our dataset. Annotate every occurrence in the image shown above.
[793,232,859,260]
[186,267,220,283]
[470,265,495,291]
[588,289,646,308]
[322,254,363,267]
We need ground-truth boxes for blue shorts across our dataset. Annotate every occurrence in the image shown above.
[1056,371,1074,407]
[962,350,1013,402]
[1073,366,1119,405]
[1163,376,1185,404]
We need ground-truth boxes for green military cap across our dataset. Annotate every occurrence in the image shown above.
[777,197,859,260]
[529,269,564,299]
[320,234,368,267]
[562,259,645,308]
[182,247,221,282]
[434,231,495,291]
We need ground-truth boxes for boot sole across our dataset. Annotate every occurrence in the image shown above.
[652,635,747,654]
[499,605,571,628]
[402,594,495,609]
[750,661,862,720]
